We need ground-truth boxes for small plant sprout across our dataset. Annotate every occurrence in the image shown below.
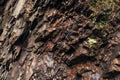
[88,38,97,47]
[99,23,104,29]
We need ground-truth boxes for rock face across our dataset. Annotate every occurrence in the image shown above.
[0,0,120,80]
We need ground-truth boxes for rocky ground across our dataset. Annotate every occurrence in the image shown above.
[0,0,120,80]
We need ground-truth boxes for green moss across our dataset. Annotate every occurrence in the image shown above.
[88,38,97,47]
[99,23,104,29]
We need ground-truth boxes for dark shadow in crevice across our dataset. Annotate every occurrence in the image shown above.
[0,0,7,6]
[35,30,56,43]
[0,28,3,35]
[14,31,29,45]
[30,14,43,30]
[103,71,120,79]
[75,73,82,80]
[14,22,30,45]
[65,46,75,55]
[64,54,96,67]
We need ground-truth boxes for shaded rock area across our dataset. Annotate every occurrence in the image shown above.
[0,0,120,80]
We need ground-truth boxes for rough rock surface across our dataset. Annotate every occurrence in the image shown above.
[0,0,120,80]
